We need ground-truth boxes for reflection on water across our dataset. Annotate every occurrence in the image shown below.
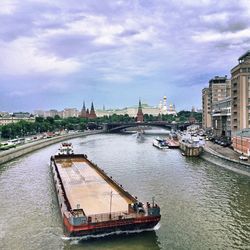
[0,133,249,250]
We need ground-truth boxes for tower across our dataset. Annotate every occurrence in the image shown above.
[79,101,87,118]
[136,99,144,122]
[86,108,90,118]
[89,102,97,119]
[163,96,167,111]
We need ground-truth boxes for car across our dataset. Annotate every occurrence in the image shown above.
[239,155,248,161]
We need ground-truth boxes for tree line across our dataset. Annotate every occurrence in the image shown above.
[0,111,201,139]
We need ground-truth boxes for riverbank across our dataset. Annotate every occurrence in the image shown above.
[0,130,103,165]
[201,141,250,176]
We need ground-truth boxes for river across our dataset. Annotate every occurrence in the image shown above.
[0,133,249,250]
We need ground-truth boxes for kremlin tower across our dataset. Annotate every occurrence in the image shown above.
[79,101,87,118]
[79,101,97,119]
[89,102,97,119]
[136,99,144,122]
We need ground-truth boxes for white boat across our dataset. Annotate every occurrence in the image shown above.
[58,142,74,155]
[152,138,169,149]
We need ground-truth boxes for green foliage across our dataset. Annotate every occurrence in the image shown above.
[0,111,202,139]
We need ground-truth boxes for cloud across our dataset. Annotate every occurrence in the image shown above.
[0,0,17,15]
[1,0,250,111]
[0,38,81,75]
[192,28,250,43]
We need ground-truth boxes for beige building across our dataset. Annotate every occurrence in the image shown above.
[202,88,212,129]
[209,76,231,103]
[62,108,79,118]
[231,50,250,132]
[0,117,35,125]
[96,102,177,118]
[202,76,231,130]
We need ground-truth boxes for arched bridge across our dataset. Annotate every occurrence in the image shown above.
[103,121,196,133]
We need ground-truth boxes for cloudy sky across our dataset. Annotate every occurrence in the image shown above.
[0,0,250,112]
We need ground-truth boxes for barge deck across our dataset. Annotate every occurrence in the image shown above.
[56,157,132,215]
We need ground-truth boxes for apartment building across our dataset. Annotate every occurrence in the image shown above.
[202,87,212,128]
[231,50,250,132]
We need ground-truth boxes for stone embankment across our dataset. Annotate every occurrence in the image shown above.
[0,130,102,165]
[201,141,250,177]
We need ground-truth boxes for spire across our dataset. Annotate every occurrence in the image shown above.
[136,99,144,122]
[79,100,87,118]
[89,102,97,119]
[82,101,86,111]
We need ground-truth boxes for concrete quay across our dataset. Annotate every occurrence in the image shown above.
[0,130,102,165]
[201,141,250,176]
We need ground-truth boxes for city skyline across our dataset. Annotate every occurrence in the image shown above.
[0,0,250,112]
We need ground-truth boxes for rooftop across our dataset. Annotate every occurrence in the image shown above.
[209,76,228,84]
[238,50,250,62]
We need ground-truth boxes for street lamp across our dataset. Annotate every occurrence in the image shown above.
[109,190,113,219]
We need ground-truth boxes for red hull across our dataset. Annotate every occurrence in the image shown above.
[63,214,161,237]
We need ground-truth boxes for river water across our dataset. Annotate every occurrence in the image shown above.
[0,133,249,250]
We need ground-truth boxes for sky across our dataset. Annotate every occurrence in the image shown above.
[0,0,250,112]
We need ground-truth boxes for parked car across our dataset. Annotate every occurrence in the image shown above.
[239,155,248,161]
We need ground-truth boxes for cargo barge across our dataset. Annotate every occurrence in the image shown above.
[50,147,161,237]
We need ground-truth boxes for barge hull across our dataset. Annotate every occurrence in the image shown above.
[50,153,161,237]
[64,215,160,237]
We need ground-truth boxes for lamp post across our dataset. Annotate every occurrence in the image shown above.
[109,190,113,219]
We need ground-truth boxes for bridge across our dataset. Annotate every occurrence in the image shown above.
[102,121,198,133]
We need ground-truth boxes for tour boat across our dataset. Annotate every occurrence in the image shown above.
[152,138,169,149]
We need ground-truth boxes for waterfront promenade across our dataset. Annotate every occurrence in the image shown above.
[0,130,103,165]
[204,141,250,164]
[202,141,250,177]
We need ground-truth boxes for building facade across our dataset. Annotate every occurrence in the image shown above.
[212,97,231,138]
[232,129,250,156]
[209,76,231,103]
[0,117,35,125]
[231,50,250,132]
[202,87,212,129]
[62,108,79,118]
[202,76,231,134]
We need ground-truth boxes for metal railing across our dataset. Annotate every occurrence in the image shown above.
[86,210,144,223]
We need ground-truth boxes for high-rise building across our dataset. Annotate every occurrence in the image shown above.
[202,76,231,131]
[209,76,231,103]
[202,87,212,129]
[231,50,250,132]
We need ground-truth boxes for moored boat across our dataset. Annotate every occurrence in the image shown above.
[152,138,169,149]
[50,144,161,237]
[58,142,74,155]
